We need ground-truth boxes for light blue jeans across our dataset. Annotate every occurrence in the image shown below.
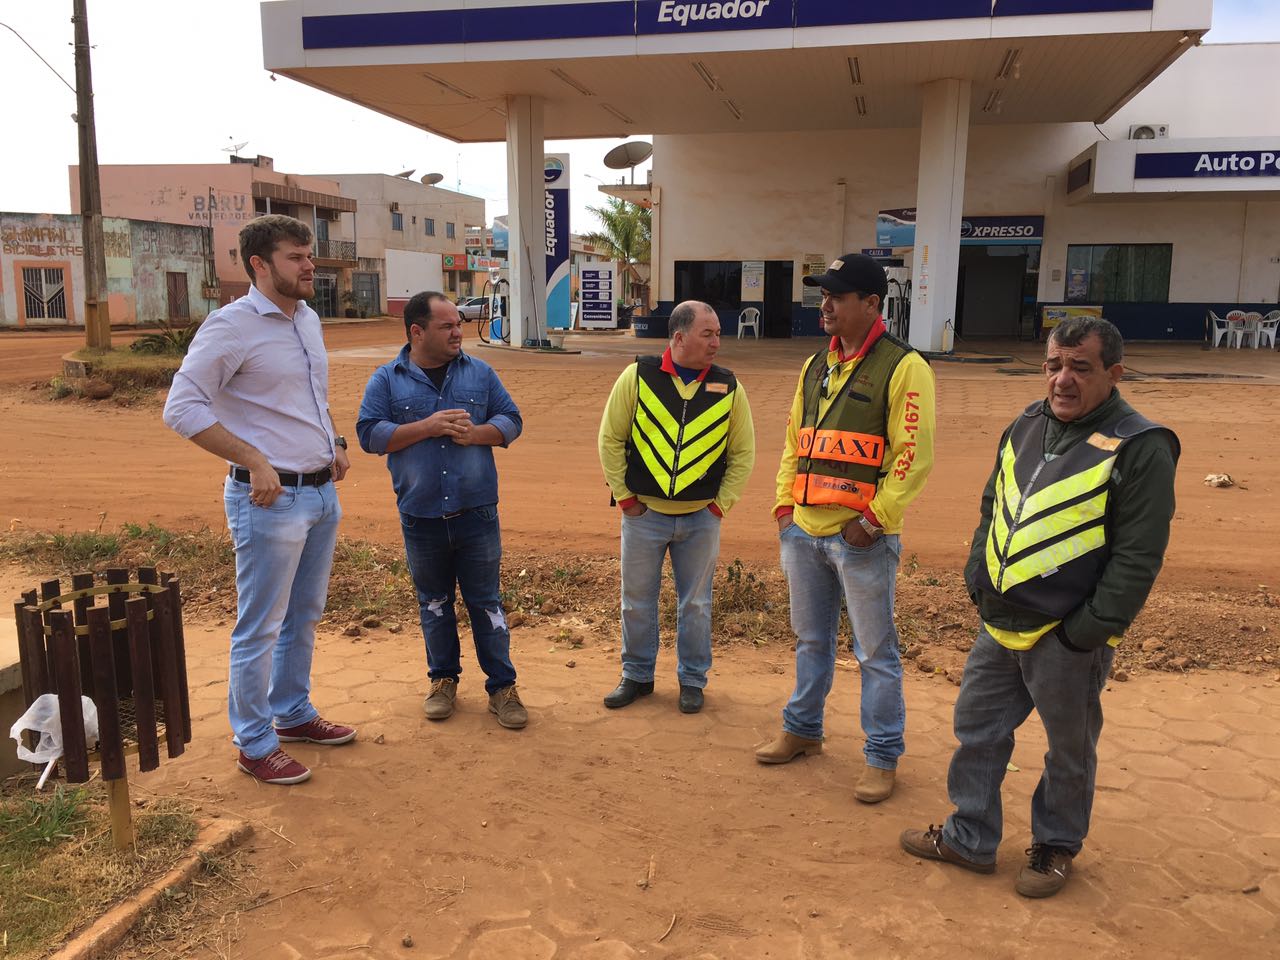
[223,476,341,759]
[620,506,720,688]
[779,525,905,769]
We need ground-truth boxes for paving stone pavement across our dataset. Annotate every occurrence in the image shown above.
[132,621,1280,959]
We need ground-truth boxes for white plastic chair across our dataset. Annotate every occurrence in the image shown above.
[1208,310,1231,348]
[1256,310,1280,350]
[737,307,761,339]
[1225,310,1251,349]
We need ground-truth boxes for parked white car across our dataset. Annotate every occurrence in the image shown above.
[455,296,490,320]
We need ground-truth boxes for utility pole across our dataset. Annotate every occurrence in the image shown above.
[73,0,110,348]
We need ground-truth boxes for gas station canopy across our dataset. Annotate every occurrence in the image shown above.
[261,1,1212,142]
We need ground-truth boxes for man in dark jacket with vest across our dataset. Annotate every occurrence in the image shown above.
[901,316,1179,898]
[597,300,756,714]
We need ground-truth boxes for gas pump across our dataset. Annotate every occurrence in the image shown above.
[480,270,511,344]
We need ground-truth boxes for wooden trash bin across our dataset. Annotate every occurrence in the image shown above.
[13,566,192,850]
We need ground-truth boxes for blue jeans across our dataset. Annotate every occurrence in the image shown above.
[619,506,720,688]
[778,525,904,769]
[223,477,341,759]
[942,626,1116,864]
[400,505,515,694]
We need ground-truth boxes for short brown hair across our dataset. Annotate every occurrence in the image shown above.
[239,215,312,282]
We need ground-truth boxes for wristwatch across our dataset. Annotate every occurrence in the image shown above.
[334,435,348,450]
[856,514,883,539]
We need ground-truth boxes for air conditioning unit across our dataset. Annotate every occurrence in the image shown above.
[389,201,401,213]
[1128,123,1170,140]
[325,209,342,222]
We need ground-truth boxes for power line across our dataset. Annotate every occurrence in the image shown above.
[0,21,77,96]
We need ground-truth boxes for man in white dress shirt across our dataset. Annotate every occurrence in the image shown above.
[164,214,355,785]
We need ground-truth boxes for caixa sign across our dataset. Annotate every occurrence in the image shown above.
[1135,150,1280,179]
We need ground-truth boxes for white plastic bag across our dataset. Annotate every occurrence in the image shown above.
[10,693,99,763]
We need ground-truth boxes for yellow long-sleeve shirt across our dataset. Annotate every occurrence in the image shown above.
[775,340,935,537]
[599,361,756,516]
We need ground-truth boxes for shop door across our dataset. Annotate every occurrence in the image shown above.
[763,261,793,338]
[955,249,1026,338]
[313,274,338,317]
[166,272,190,320]
[353,272,380,315]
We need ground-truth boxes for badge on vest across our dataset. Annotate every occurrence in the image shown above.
[704,382,728,394]
[1087,433,1121,452]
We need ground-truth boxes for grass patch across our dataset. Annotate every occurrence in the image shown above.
[69,347,183,389]
[0,784,199,958]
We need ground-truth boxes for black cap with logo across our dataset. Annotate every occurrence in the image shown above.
[802,253,888,301]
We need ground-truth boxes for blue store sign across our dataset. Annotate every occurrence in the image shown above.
[876,209,1044,248]
[1134,150,1280,179]
[302,1,1155,49]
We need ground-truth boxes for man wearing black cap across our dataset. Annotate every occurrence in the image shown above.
[756,254,935,805]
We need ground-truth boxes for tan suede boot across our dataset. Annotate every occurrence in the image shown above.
[854,764,896,803]
[754,731,823,764]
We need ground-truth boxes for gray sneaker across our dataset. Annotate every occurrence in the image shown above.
[488,685,528,729]
[423,677,458,720]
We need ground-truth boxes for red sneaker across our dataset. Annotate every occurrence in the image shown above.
[275,716,357,745]
[237,748,311,785]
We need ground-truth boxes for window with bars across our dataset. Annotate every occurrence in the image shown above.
[391,211,404,231]
[22,267,68,320]
[446,222,456,240]
[1064,244,1172,304]
[426,218,436,237]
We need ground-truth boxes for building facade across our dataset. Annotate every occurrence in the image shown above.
[71,156,361,316]
[322,174,487,314]
[1,213,213,329]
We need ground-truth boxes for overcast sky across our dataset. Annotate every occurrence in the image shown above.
[1,0,1276,234]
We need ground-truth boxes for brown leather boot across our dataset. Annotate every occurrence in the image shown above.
[754,730,823,764]
[854,764,896,803]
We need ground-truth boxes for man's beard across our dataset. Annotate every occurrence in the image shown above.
[269,265,314,300]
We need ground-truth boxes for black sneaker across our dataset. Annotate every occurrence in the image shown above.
[1015,843,1074,898]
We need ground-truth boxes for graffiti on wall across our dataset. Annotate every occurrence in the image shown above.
[1,221,84,258]
[134,222,207,258]
[103,229,132,259]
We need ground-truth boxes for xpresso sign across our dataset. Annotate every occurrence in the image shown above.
[1134,150,1280,179]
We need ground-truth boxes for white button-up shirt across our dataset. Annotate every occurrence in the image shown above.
[163,285,335,472]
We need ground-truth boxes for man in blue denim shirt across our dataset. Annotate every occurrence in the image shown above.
[356,291,527,729]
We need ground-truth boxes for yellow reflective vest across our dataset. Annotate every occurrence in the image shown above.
[973,400,1175,621]
[625,356,737,501]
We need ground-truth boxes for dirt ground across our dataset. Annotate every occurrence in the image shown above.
[2,324,1278,956]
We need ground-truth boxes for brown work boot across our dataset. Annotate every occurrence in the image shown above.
[899,824,995,874]
[754,730,823,764]
[1015,843,1074,898]
[854,764,896,803]
[489,685,528,729]
[423,677,458,720]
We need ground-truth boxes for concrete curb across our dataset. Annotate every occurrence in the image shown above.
[49,816,254,960]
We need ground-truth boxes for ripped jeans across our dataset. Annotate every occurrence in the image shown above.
[400,505,516,693]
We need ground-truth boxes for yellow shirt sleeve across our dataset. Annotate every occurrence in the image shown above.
[598,363,638,504]
[773,355,814,518]
[713,379,756,515]
[867,352,936,533]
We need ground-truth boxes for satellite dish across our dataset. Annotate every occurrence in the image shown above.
[603,140,653,170]
[395,168,416,178]
[421,172,445,185]
[222,139,249,157]
[602,141,653,185]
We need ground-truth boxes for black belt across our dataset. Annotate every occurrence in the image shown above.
[230,466,332,487]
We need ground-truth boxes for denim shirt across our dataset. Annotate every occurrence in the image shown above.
[356,346,522,518]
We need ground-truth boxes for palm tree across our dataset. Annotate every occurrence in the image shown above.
[582,197,651,302]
